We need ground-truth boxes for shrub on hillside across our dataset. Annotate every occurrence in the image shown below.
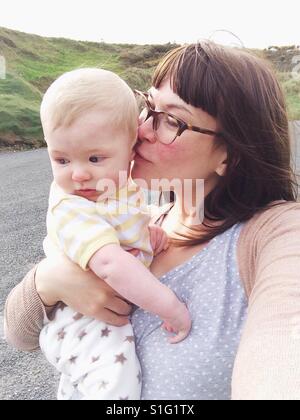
[120,43,179,67]
[121,67,153,91]
[283,78,300,95]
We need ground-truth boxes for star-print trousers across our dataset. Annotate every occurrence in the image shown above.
[39,305,142,400]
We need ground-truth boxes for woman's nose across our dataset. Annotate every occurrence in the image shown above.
[138,116,156,144]
[72,168,91,182]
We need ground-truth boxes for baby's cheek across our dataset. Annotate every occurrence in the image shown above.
[53,171,69,190]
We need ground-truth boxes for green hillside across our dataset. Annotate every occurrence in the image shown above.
[0,26,299,150]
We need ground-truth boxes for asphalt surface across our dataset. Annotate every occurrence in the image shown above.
[291,122,300,193]
[0,149,59,400]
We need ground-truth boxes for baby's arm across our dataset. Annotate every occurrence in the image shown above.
[89,244,191,343]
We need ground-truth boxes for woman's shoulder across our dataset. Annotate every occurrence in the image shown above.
[238,200,300,298]
[241,200,300,238]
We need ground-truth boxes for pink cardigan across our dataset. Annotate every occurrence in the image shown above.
[4,201,300,400]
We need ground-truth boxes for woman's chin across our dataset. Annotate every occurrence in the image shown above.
[131,160,143,179]
[131,163,151,188]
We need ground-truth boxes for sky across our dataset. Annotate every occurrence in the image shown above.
[0,0,299,48]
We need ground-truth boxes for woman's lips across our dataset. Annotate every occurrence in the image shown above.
[135,148,151,163]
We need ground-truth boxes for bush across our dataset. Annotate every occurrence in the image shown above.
[119,43,179,67]
[282,78,300,96]
[120,67,153,91]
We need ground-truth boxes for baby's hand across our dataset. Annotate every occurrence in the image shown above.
[149,224,169,256]
[162,302,192,344]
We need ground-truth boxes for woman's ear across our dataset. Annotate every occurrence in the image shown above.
[215,153,240,177]
[215,150,228,177]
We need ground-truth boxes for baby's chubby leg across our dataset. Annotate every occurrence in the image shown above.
[77,326,142,400]
[39,305,88,370]
[40,306,141,400]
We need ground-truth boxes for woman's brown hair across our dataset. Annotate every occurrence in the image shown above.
[153,42,298,246]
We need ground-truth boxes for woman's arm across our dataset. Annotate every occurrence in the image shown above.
[232,203,300,400]
[4,264,49,351]
[4,255,132,352]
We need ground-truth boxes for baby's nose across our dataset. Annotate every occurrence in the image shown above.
[72,169,91,182]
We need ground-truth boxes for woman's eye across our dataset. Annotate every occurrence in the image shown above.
[166,115,179,128]
[89,156,103,163]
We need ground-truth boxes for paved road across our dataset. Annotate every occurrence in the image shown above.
[0,149,59,400]
[291,121,300,194]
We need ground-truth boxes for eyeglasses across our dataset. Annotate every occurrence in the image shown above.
[134,90,222,145]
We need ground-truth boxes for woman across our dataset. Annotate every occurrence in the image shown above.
[5,41,300,400]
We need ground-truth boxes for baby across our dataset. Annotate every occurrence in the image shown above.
[39,68,191,400]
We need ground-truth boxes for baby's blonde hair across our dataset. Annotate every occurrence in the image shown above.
[40,68,138,142]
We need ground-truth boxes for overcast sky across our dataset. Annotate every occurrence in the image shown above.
[0,0,299,48]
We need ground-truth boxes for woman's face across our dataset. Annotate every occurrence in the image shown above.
[131,80,227,193]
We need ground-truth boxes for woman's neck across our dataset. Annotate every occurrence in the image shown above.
[161,178,220,239]
[162,197,204,239]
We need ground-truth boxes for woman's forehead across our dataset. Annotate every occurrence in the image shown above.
[149,80,181,103]
[149,81,218,129]
[149,82,193,114]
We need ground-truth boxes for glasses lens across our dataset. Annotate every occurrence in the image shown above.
[155,113,180,144]
[135,93,180,144]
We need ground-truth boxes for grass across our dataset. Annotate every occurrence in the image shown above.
[0,26,299,150]
[0,27,134,148]
[278,72,300,121]
[280,76,300,120]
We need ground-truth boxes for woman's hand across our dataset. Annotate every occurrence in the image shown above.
[35,255,132,326]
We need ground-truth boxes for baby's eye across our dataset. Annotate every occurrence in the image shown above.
[89,156,103,163]
[56,158,69,165]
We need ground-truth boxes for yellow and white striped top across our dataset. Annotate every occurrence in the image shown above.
[43,180,154,271]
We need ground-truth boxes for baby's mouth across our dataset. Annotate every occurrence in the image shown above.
[75,189,98,198]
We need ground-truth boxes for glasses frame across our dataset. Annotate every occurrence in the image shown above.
[134,89,223,144]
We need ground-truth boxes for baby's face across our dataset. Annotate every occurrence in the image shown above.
[45,109,136,201]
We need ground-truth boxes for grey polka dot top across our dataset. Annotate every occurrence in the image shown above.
[131,221,248,400]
